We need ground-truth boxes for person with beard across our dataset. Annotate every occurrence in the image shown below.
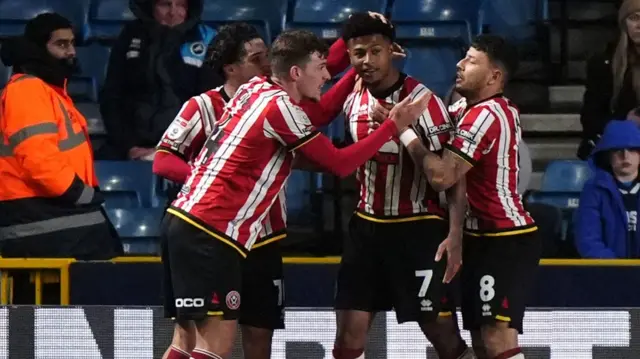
[398,35,538,359]
[0,12,121,275]
[99,0,220,160]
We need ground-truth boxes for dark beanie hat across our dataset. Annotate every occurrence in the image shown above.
[24,12,73,47]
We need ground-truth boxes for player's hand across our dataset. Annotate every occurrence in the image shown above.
[435,235,462,283]
[388,90,432,132]
[354,74,364,93]
[369,101,392,124]
[367,11,389,24]
[391,42,406,59]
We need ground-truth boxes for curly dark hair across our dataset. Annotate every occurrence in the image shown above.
[205,22,262,79]
[341,12,395,43]
[269,29,329,78]
[470,34,519,82]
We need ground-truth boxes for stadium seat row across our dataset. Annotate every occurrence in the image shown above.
[96,159,589,253]
[0,0,547,98]
[0,0,546,43]
[95,160,315,253]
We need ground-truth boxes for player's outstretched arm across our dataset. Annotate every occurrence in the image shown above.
[301,68,357,127]
[267,93,430,177]
[326,37,350,77]
[153,151,191,184]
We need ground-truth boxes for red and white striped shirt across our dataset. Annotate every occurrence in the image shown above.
[343,74,454,221]
[157,86,227,161]
[446,95,536,235]
[158,86,287,246]
[168,77,318,254]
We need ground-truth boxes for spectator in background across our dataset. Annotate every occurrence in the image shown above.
[575,120,640,258]
[99,0,220,160]
[0,13,121,260]
[578,0,640,160]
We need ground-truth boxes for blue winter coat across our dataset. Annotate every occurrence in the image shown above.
[574,120,640,258]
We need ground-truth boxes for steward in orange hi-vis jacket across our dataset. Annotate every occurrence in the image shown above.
[0,13,122,259]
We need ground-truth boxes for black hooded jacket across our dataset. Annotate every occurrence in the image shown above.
[99,0,221,158]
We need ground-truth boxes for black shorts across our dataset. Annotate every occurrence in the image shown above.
[460,230,541,334]
[161,213,243,321]
[239,241,285,330]
[335,214,455,324]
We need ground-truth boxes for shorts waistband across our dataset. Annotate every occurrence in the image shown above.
[166,207,249,258]
[252,230,287,249]
[464,225,538,237]
[355,210,444,224]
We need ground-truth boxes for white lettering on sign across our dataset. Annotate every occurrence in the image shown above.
[386,310,630,358]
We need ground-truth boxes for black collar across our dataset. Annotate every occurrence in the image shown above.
[467,92,504,107]
[369,72,407,99]
[220,87,231,103]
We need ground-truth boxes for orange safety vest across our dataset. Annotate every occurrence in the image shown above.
[0,74,97,200]
[0,74,112,244]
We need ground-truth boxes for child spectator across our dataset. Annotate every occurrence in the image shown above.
[575,120,640,258]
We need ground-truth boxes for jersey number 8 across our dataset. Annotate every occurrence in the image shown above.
[479,274,495,302]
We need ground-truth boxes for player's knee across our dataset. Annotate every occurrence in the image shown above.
[480,322,518,355]
[172,320,196,352]
[420,316,467,359]
[241,326,273,359]
[193,316,238,356]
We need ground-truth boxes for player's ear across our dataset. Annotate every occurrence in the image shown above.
[223,63,235,78]
[289,65,302,81]
[488,67,501,86]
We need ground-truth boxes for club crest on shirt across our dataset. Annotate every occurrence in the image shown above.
[166,122,185,140]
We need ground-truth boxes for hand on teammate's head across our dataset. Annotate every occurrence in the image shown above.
[391,42,406,58]
[349,11,389,24]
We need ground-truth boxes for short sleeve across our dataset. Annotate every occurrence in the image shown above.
[264,97,320,151]
[444,106,497,166]
[413,88,454,152]
[157,96,211,160]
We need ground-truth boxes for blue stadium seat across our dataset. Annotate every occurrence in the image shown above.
[95,161,154,208]
[526,160,592,241]
[540,160,592,192]
[286,0,387,40]
[526,160,591,210]
[105,207,163,254]
[403,45,463,98]
[526,191,581,210]
[201,0,287,42]
[286,170,313,225]
[76,102,105,135]
[69,44,110,102]
[391,0,480,41]
[481,0,548,42]
[88,0,134,42]
[0,0,89,41]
